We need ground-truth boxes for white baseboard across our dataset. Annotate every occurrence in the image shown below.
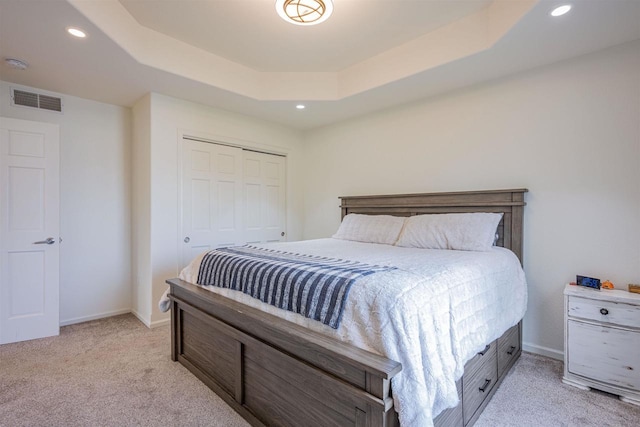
[523,341,564,360]
[60,308,131,327]
[129,310,169,329]
[149,318,170,328]
[130,309,150,328]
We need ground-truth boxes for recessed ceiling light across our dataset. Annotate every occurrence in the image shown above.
[4,58,28,70]
[550,5,572,17]
[296,104,306,110]
[67,27,87,38]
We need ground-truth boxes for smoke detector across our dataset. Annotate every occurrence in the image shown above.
[5,58,29,70]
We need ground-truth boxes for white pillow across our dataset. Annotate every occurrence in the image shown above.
[395,212,503,251]
[332,214,406,245]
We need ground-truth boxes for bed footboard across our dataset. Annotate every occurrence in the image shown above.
[169,278,522,427]
[168,278,402,427]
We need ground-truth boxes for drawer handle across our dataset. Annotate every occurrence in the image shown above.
[478,345,491,356]
[479,379,492,393]
[600,308,609,315]
[506,345,516,355]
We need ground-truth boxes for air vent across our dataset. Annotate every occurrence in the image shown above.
[13,90,38,108]
[38,94,62,112]
[12,89,63,112]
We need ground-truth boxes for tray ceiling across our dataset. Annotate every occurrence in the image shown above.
[1,0,639,129]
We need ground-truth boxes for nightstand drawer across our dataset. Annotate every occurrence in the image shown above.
[568,296,640,329]
[567,320,640,391]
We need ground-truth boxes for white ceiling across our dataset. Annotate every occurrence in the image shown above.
[0,0,639,130]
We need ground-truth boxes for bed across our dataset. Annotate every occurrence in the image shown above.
[165,188,527,427]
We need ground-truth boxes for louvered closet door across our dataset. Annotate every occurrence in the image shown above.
[181,141,243,268]
[243,151,286,244]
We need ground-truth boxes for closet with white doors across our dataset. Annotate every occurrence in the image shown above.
[180,138,286,269]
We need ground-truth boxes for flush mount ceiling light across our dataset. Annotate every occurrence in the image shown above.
[275,0,333,26]
[67,27,87,38]
[296,104,306,109]
[550,5,572,17]
[5,58,29,70]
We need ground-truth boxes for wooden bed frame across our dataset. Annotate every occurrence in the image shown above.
[167,188,527,427]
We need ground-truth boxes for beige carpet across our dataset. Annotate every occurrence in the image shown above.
[0,314,638,427]
[0,314,248,427]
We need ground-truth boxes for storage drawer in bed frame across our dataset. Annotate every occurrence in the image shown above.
[433,323,521,427]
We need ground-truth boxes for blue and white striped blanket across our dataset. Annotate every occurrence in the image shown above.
[196,245,395,328]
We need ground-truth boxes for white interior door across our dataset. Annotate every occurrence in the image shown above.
[0,117,60,344]
[181,140,243,268]
[243,150,286,244]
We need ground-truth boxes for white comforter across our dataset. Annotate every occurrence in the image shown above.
[170,238,528,427]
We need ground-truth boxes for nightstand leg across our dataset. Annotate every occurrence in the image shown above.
[562,377,591,391]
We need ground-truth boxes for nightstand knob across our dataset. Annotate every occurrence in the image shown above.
[600,308,609,315]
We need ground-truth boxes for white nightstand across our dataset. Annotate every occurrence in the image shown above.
[563,284,640,405]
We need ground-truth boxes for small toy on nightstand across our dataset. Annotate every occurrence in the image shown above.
[601,280,615,289]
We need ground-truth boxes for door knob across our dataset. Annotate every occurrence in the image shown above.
[33,237,55,245]
[184,237,190,243]
[281,232,285,237]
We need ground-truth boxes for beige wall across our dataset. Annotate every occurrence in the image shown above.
[0,81,132,325]
[137,93,305,326]
[301,40,640,358]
